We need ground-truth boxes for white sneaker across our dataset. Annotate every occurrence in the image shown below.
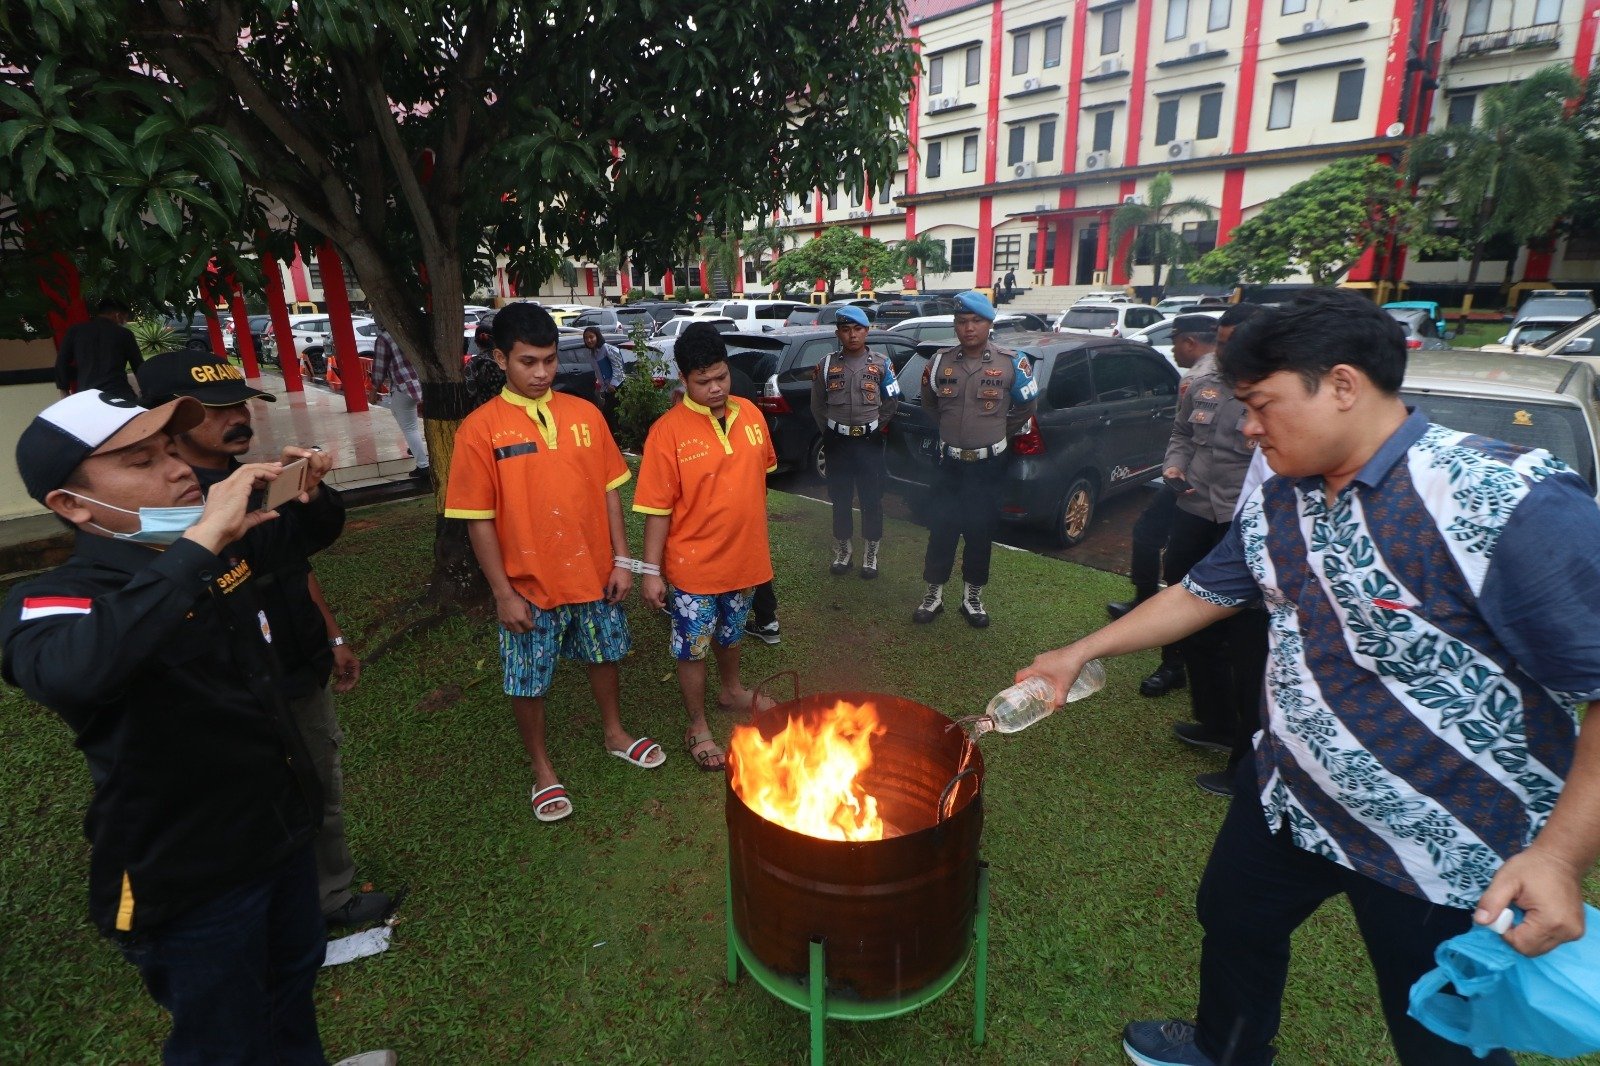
[913,583,944,623]
[860,540,881,579]
[334,1053,397,1066]
[830,538,853,575]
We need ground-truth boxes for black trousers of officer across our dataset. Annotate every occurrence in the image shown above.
[1130,487,1179,596]
[825,431,886,541]
[1164,509,1265,744]
[922,453,1006,587]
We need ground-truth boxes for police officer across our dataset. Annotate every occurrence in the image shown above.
[914,290,1038,627]
[1161,313,1264,794]
[810,305,900,578]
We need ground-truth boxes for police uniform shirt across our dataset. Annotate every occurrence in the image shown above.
[920,342,1039,450]
[1164,352,1256,522]
[810,350,901,433]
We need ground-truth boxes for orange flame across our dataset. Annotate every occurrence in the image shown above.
[729,700,888,841]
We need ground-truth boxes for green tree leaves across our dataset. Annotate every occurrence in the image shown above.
[767,226,895,300]
[1107,172,1215,297]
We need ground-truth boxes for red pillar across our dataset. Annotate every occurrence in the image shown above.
[204,308,228,359]
[1095,212,1112,276]
[228,279,261,379]
[620,258,632,297]
[288,246,311,304]
[976,196,995,288]
[663,269,676,298]
[317,242,369,413]
[698,260,710,294]
[1034,218,1048,279]
[37,252,89,349]
[261,254,304,393]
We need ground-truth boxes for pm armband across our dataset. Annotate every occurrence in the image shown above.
[614,556,661,577]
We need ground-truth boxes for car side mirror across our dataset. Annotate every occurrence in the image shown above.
[1562,338,1595,355]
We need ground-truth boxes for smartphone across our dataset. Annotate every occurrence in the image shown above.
[261,457,309,511]
[1163,475,1193,494]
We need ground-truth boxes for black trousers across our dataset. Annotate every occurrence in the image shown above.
[1194,760,1514,1066]
[922,454,1006,586]
[751,580,777,629]
[824,432,886,541]
[1130,487,1179,596]
[1164,510,1265,741]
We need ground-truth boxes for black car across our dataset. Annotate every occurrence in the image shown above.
[784,301,880,327]
[874,295,957,325]
[722,327,920,477]
[160,313,216,350]
[547,332,632,403]
[884,333,1179,547]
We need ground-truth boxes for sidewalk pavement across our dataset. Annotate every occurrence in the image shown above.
[0,371,430,579]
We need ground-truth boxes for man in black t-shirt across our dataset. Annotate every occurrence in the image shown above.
[55,298,144,398]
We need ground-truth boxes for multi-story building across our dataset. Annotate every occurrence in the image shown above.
[785,0,1600,304]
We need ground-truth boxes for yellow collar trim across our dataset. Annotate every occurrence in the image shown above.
[500,387,558,448]
[683,396,741,454]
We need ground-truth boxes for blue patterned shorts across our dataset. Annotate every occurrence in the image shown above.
[669,588,754,662]
[499,599,632,698]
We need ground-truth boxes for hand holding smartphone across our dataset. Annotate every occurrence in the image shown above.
[260,457,309,510]
[1163,474,1194,494]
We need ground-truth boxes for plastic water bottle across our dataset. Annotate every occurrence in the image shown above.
[974,660,1107,736]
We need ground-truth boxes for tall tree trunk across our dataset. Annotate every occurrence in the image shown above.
[1500,242,1521,297]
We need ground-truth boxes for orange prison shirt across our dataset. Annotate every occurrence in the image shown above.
[444,388,630,610]
[632,396,778,595]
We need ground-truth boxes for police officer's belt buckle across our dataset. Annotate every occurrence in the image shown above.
[959,448,979,461]
[849,425,867,437]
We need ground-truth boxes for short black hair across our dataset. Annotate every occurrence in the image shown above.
[95,297,131,315]
[1217,302,1265,330]
[1220,288,1406,394]
[492,302,558,351]
[674,322,728,378]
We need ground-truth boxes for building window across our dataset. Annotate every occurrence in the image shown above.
[603,267,618,286]
[1463,0,1491,35]
[308,262,323,288]
[1333,68,1365,122]
[965,45,982,86]
[849,186,863,208]
[826,188,839,210]
[1534,0,1561,23]
[1026,229,1060,269]
[1182,220,1219,255]
[1566,223,1600,260]
[1039,119,1057,162]
[1166,0,1190,40]
[1092,110,1114,152]
[1208,0,1231,30]
[1013,32,1030,75]
[1101,8,1122,53]
[1448,94,1476,127]
[631,261,647,287]
[1044,24,1063,67]
[1196,91,1223,139]
[950,237,976,273]
[743,260,759,283]
[1267,81,1296,130]
[1008,126,1027,165]
[1133,224,1169,266]
[879,176,894,205]
[1155,99,1180,145]
[1282,0,1307,13]
[994,234,1023,271]
[962,134,979,172]
[925,141,942,178]
[929,56,944,95]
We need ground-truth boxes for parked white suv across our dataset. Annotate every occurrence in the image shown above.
[703,299,809,333]
[1054,302,1166,337]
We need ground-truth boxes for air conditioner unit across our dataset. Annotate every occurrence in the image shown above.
[1097,58,1124,76]
[1023,76,1043,91]
[1302,18,1327,33]
[1167,139,1196,160]
[1085,149,1112,170]
[1123,194,1144,205]
[1187,40,1210,56]
[1013,161,1037,179]
[1034,203,1051,211]
[930,93,961,111]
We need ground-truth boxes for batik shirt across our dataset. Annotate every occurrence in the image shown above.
[1185,408,1600,907]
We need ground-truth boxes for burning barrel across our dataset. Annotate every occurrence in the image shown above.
[726,692,984,1002]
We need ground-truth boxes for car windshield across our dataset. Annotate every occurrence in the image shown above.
[1520,297,1593,319]
[786,309,821,326]
[1403,393,1595,487]
[1514,324,1566,345]
[917,324,957,344]
[1061,308,1117,330]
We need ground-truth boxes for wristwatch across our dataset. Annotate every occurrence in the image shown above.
[329,636,347,648]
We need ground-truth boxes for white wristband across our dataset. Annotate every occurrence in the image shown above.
[614,556,661,576]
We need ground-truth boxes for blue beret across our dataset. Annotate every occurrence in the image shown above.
[835,305,870,327]
[953,290,997,321]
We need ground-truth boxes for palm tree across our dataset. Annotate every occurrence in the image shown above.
[1406,63,1581,306]
[891,232,950,291]
[1108,172,1215,298]
[696,231,743,297]
[740,228,793,288]
[557,259,579,300]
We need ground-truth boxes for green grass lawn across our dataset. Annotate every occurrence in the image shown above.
[3,485,1596,1065]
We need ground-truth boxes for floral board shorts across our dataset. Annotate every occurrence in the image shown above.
[669,588,754,662]
[499,598,631,698]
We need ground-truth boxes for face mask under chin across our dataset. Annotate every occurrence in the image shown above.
[67,491,205,546]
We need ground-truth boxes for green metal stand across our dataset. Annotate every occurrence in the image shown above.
[726,860,991,1065]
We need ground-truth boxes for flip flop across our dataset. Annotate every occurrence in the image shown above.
[608,737,665,769]
[718,691,779,714]
[684,730,726,773]
[530,783,573,823]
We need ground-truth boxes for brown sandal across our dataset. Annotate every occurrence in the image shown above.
[684,730,726,772]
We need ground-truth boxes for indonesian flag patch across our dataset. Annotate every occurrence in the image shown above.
[19,596,92,621]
